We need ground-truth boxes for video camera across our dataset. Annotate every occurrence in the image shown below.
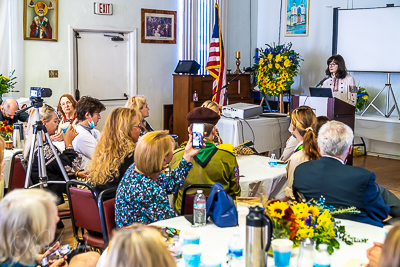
[30,87,52,98]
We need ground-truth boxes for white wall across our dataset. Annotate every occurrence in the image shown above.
[20,0,179,130]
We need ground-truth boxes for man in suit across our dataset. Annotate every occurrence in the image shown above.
[0,99,29,125]
[293,120,399,227]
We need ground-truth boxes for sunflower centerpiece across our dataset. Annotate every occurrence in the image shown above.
[254,43,302,97]
[264,197,367,254]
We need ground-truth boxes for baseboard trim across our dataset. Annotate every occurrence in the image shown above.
[366,152,400,160]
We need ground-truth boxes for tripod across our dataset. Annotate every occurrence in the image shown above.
[24,98,69,189]
[361,73,400,119]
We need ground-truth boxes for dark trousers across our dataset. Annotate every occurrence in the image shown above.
[377,184,400,220]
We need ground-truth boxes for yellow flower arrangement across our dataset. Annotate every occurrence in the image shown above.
[255,43,302,96]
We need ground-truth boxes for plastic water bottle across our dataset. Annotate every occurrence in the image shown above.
[313,244,331,267]
[193,190,206,227]
[228,231,244,267]
[193,90,198,101]
[269,153,278,167]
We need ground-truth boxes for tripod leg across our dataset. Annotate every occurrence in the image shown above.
[36,129,48,187]
[25,127,38,188]
[361,85,387,116]
[389,85,400,119]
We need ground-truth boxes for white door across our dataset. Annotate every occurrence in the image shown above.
[73,29,136,130]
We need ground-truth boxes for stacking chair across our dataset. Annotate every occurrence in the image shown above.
[98,187,117,248]
[8,151,26,192]
[181,184,212,215]
[66,180,105,249]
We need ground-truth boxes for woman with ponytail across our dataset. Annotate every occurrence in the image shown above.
[283,105,320,201]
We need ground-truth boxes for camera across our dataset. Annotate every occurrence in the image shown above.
[30,87,52,98]
[41,244,72,266]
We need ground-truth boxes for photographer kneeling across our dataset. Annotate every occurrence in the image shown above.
[23,104,88,211]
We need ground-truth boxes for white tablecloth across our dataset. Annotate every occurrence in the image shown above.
[237,155,287,199]
[152,208,385,267]
[217,116,290,153]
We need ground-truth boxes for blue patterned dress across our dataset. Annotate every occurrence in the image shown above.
[115,158,193,227]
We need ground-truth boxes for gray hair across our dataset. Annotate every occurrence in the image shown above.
[0,189,58,266]
[317,120,353,158]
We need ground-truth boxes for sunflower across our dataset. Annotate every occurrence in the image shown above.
[268,201,289,218]
[262,80,268,88]
[269,83,276,90]
[307,206,320,217]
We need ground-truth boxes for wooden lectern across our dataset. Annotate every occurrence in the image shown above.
[172,74,253,145]
[292,96,355,165]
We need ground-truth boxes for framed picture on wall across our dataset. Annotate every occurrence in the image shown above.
[141,8,176,44]
[24,0,58,41]
[285,0,309,36]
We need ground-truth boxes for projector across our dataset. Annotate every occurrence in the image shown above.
[222,103,263,119]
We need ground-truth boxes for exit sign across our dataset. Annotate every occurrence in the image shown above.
[94,2,113,15]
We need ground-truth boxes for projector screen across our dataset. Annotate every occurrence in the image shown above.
[336,7,400,72]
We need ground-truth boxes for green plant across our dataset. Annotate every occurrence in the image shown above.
[0,70,18,95]
[356,86,369,112]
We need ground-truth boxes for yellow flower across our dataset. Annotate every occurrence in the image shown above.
[307,206,320,217]
[268,64,273,68]
[275,63,280,69]
[276,54,283,62]
[262,80,268,88]
[362,95,368,100]
[262,66,267,72]
[268,201,289,218]
[267,53,273,60]
[269,83,276,91]
[292,202,308,218]
[276,82,282,87]
[284,59,292,68]
[259,58,265,66]
[296,221,314,239]
[284,56,288,60]
[281,76,287,82]
[317,210,332,227]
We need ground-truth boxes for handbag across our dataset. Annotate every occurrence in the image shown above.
[206,183,238,227]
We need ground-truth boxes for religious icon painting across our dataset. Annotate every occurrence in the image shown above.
[24,0,58,41]
[284,0,310,36]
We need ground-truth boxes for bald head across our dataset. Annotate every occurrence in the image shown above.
[1,99,19,119]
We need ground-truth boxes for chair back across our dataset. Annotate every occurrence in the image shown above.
[8,151,26,192]
[181,184,212,215]
[66,180,103,236]
[98,187,117,248]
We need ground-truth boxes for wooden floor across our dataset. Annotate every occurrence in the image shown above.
[60,155,400,246]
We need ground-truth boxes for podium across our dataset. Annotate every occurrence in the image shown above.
[292,96,355,165]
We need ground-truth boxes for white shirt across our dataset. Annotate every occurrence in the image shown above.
[72,124,101,170]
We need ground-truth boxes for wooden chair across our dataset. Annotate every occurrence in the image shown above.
[181,184,212,215]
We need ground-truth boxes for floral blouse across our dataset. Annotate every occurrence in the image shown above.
[115,158,193,227]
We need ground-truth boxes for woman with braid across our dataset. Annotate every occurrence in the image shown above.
[283,106,320,201]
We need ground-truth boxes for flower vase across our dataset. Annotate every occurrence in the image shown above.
[279,94,284,113]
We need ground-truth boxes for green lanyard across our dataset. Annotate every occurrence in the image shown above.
[294,144,303,153]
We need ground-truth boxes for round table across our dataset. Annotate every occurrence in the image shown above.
[151,207,385,267]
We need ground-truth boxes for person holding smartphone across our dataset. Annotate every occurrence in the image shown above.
[170,107,241,214]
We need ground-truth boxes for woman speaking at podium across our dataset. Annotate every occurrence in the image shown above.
[321,54,357,105]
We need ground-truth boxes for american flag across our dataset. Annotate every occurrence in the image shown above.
[206,3,226,106]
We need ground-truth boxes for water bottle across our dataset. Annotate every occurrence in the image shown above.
[313,244,331,267]
[228,230,244,267]
[297,238,315,267]
[193,90,198,101]
[193,190,206,227]
[268,153,278,167]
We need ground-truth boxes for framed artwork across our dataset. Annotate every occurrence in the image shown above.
[141,8,176,44]
[284,0,309,36]
[24,0,58,41]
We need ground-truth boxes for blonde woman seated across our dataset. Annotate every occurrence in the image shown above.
[115,131,202,227]
[22,105,88,206]
[283,106,320,201]
[125,95,153,137]
[88,107,141,194]
[201,100,223,145]
[100,224,176,267]
[0,189,99,267]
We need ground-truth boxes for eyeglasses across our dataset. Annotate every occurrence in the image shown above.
[61,101,72,106]
[329,62,338,67]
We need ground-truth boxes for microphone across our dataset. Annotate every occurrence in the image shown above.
[316,75,330,87]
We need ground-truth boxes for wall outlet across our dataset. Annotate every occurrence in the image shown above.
[49,70,58,78]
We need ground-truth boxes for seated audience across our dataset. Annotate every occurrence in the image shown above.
[170,107,241,213]
[125,95,153,137]
[23,105,88,205]
[293,120,400,227]
[284,106,320,201]
[73,96,106,169]
[0,189,100,267]
[51,94,78,141]
[316,115,331,136]
[366,223,400,267]
[88,107,141,194]
[0,99,29,125]
[102,224,176,267]
[115,131,201,227]
[201,100,223,145]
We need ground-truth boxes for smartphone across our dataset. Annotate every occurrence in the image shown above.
[41,244,72,266]
[192,123,204,148]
